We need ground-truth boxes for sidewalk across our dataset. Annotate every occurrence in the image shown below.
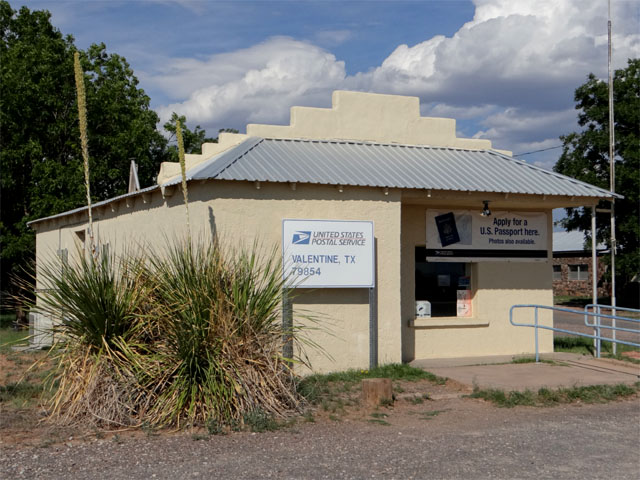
[411,353,640,391]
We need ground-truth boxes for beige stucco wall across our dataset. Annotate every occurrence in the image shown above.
[33,181,402,373]
[34,182,557,369]
[157,91,515,187]
[247,91,508,152]
[400,203,554,361]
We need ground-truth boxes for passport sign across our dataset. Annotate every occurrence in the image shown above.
[426,210,548,262]
[282,219,375,288]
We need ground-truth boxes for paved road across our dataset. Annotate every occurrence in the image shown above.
[553,307,639,344]
[2,399,639,479]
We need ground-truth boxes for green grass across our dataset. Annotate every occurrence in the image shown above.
[410,394,430,404]
[554,336,595,355]
[469,383,639,408]
[414,409,446,420]
[242,408,281,433]
[0,382,44,408]
[511,357,559,365]
[367,418,391,426]
[0,327,29,353]
[0,313,15,329]
[368,413,390,426]
[554,296,602,307]
[297,363,446,404]
[554,336,640,362]
[297,364,445,421]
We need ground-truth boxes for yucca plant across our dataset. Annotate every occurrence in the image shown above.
[33,249,149,426]
[22,238,317,429]
[36,250,146,351]
[139,238,303,428]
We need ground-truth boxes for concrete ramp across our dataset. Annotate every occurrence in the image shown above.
[411,353,640,391]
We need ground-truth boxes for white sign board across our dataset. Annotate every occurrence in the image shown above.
[426,210,548,262]
[282,219,375,288]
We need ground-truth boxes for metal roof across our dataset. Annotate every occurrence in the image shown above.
[27,185,159,226]
[164,137,619,199]
[553,230,606,252]
[30,137,619,227]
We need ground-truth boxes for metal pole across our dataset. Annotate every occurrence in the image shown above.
[591,206,600,356]
[369,287,378,369]
[608,0,617,354]
[534,307,540,363]
[282,288,293,365]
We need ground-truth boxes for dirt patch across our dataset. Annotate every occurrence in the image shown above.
[0,347,473,448]
[2,348,638,452]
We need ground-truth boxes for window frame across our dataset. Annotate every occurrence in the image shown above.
[568,264,589,281]
[415,247,475,319]
[552,264,562,281]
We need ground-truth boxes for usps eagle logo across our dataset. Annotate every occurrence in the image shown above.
[292,231,311,245]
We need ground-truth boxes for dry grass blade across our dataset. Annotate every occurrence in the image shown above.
[21,238,316,430]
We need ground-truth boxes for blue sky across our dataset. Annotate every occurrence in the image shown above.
[19,0,640,176]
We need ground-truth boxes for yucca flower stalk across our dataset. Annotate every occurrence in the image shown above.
[73,51,96,260]
[175,119,191,240]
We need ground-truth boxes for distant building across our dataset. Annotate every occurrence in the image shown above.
[552,230,607,298]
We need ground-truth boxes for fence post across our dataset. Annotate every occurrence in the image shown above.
[596,305,601,358]
[534,307,539,363]
[282,288,293,366]
[591,205,598,353]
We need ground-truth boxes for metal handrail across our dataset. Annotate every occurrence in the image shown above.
[509,304,640,362]
[584,304,640,357]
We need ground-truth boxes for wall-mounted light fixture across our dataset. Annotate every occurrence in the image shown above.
[480,200,491,217]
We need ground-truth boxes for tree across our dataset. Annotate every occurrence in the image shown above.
[162,112,217,162]
[0,2,169,299]
[554,59,639,303]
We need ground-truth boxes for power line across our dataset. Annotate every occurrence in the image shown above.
[513,145,563,157]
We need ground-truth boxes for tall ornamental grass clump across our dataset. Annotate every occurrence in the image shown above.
[34,249,149,426]
[30,239,307,429]
[140,239,301,428]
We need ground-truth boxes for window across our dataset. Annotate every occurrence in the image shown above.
[552,265,562,281]
[415,247,472,317]
[568,264,589,281]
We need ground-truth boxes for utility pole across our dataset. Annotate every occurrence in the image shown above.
[608,0,617,353]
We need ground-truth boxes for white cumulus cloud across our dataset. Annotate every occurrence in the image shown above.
[154,37,346,133]
[152,0,639,155]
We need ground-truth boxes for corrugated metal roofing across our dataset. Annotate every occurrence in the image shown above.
[553,230,606,252]
[27,185,159,226]
[164,137,618,199]
[30,137,619,227]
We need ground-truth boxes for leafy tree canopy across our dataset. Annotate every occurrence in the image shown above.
[163,112,216,162]
[1,2,171,297]
[163,112,238,162]
[554,58,639,297]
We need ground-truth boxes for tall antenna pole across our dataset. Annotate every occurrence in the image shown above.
[608,0,617,353]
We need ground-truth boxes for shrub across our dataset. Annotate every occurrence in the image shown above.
[28,238,309,429]
[139,239,301,427]
[31,248,148,426]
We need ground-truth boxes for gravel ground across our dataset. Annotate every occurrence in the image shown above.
[2,395,639,479]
